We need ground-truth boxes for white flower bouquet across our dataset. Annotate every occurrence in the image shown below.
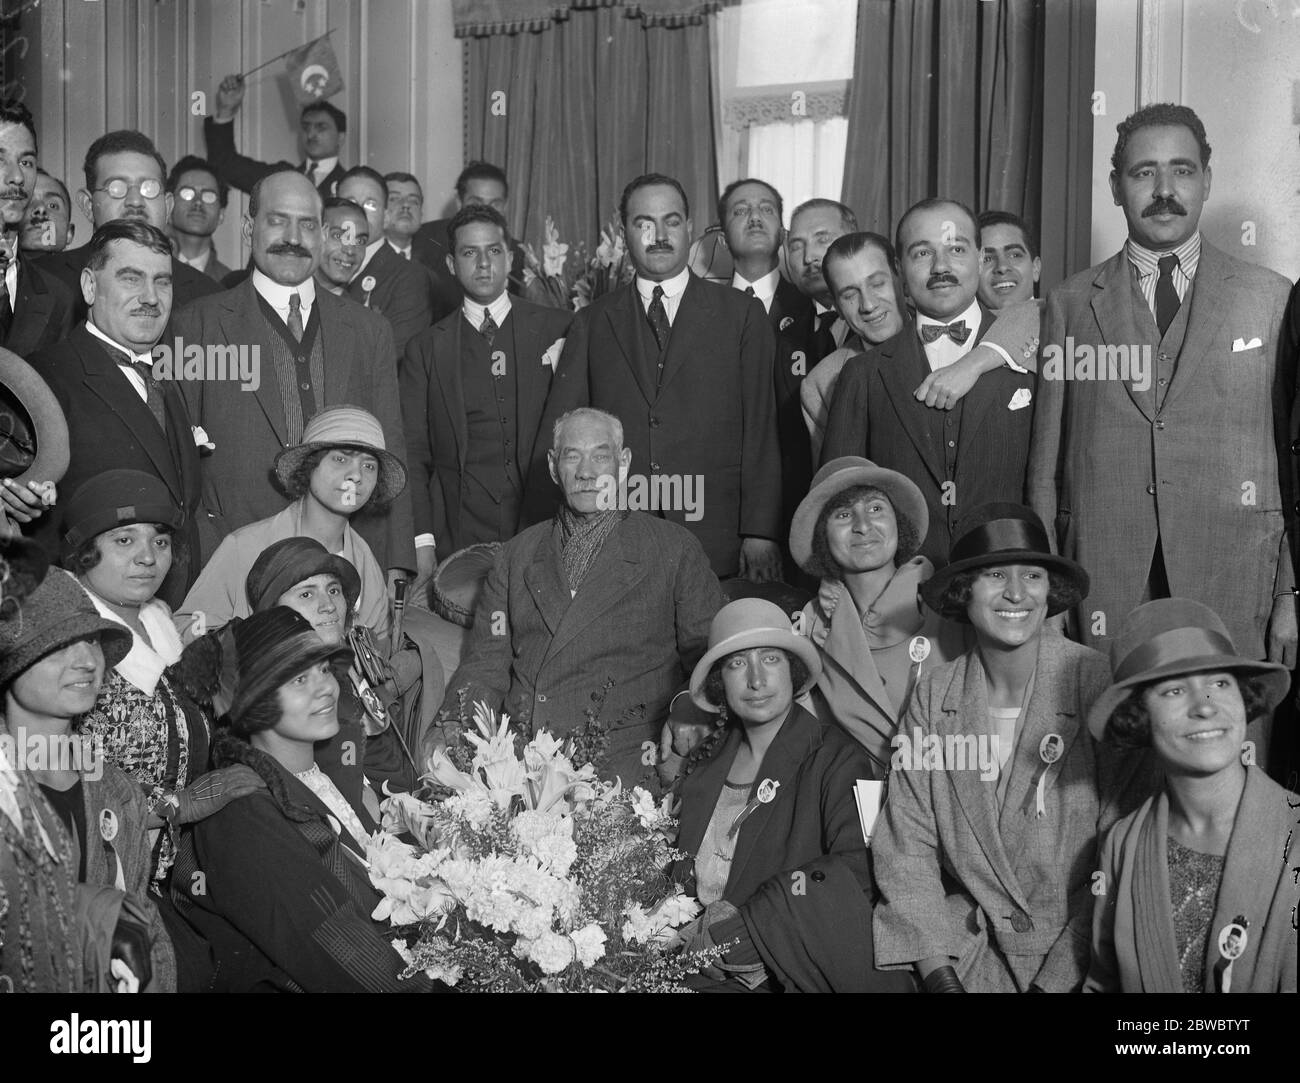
[367,703,717,991]
[520,214,635,312]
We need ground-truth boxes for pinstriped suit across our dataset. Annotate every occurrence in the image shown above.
[871,633,1155,992]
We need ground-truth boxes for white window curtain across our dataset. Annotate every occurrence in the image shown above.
[746,116,849,225]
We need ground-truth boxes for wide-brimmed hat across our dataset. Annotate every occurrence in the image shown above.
[0,346,70,487]
[790,456,929,573]
[273,405,407,506]
[62,469,184,553]
[1086,598,1290,741]
[689,598,822,712]
[228,606,353,730]
[920,502,1088,620]
[1,536,51,609]
[244,537,361,615]
[0,568,131,689]
[431,542,501,627]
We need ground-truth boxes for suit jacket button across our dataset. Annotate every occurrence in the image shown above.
[650,461,661,472]
[1010,911,1032,933]
[1154,420,1165,430]
[1146,484,1156,496]
[810,870,825,883]
[649,416,660,428]
[1292,439,1300,455]
[537,693,547,703]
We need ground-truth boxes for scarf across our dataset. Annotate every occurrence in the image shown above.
[556,505,626,593]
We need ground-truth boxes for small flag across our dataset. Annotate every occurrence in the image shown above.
[286,35,344,107]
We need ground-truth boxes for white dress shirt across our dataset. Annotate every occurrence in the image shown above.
[636,266,691,326]
[917,298,983,372]
[730,266,781,314]
[3,248,18,306]
[85,321,153,403]
[461,291,512,331]
[252,268,316,328]
[388,240,413,261]
[176,247,211,274]
[303,156,339,185]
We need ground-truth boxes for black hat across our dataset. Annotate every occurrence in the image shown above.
[244,537,361,615]
[62,469,184,554]
[228,607,352,732]
[0,346,69,489]
[920,502,1088,621]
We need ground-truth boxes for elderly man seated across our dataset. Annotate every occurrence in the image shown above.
[437,407,723,785]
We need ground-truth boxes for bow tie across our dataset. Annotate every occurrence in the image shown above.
[920,320,971,346]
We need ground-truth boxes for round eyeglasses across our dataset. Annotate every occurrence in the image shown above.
[176,186,220,205]
[94,178,163,200]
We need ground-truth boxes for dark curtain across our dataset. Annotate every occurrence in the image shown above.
[841,0,1093,291]
[463,5,717,255]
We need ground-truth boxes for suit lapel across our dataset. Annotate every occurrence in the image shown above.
[1089,252,1155,422]
[10,263,55,356]
[75,330,184,503]
[941,656,1029,908]
[952,304,1001,455]
[997,636,1083,867]
[658,274,710,393]
[1161,242,1231,415]
[522,525,571,639]
[510,302,549,482]
[605,285,655,405]
[543,524,647,662]
[314,290,353,406]
[431,316,468,470]
[876,333,945,487]
[226,281,289,445]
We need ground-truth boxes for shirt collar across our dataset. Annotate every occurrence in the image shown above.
[85,320,154,365]
[304,155,339,176]
[916,297,982,333]
[387,240,411,258]
[252,268,316,311]
[636,266,691,303]
[353,238,386,281]
[176,248,210,273]
[1126,231,1201,278]
[462,291,512,328]
[731,266,780,306]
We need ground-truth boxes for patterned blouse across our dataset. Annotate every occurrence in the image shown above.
[1167,835,1225,994]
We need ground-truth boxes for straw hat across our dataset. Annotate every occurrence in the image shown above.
[688,598,821,712]
[273,405,407,506]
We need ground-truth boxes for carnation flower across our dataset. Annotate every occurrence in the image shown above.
[518,930,575,975]
[570,923,607,967]
[445,789,494,830]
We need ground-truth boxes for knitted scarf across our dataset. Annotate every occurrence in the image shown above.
[556,506,627,593]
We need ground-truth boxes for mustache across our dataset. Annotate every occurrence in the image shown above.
[645,241,674,253]
[926,272,960,288]
[268,242,312,258]
[131,304,162,317]
[1143,197,1187,218]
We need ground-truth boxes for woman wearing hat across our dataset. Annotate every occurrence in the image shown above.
[669,598,913,993]
[791,456,965,776]
[169,607,436,992]
[1084,599,1297,993]
[60,470,260,888]
[871,503,1151,993]
[176,404,405,640]
[244,537,414,802]
[0,564,174,991]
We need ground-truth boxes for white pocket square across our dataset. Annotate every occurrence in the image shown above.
[1232,337,1262,352]
[542,338,566,369]
[1008,388,1032,411]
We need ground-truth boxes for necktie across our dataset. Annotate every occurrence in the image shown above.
[112,349,166,434]
[647,285,670,353]
[744,285,756,297]
[0,259,11,343]
[920,320,971,346]
[814,309,837,360]
[480,310,498,346]
[287,292,304,343]
[304,160,318,185]
[1155,254,1180,336]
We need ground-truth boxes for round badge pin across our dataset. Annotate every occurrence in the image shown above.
[1039,733,1063,764]
[98,809,118,843]
[908,636,931,663]
[361,275,377,293]
[1217,919,1248,961]
[756,779,780,804]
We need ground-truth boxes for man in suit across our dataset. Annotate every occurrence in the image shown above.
[206,74,346,199]
[384,171,456,325]
[19,222,202,606]
[412,161,526,313]
[1028,103,1295,665]
[19,169,75,255]
[532,172,783,582]
[401,203,571,599]
[0,102,73,358]
[439,407,723,785]
[822,199,1035,566]
[719,177,815,579]
[171,168,416,582]
[37,130,221,323]
[336,166,434,360]
[1029,103,1294,660]
[978,210,1041,310]
[167,155,233,283]
[785,198,858,363]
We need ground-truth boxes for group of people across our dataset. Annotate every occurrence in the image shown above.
[0,78,1296,993]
